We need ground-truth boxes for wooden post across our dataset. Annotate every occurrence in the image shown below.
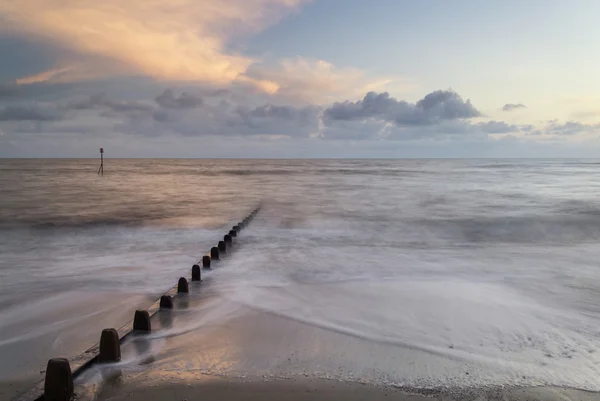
[97,147,104,175]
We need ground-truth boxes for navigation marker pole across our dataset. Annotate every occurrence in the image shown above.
[97,147,104,175]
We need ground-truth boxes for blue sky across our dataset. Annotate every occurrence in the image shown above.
[1,0,599,157]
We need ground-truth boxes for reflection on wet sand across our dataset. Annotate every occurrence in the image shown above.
[157,310,173,330]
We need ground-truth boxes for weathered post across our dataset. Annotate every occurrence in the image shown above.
[178,277,189,293]
[99,329,121,363]
[44,358,74,401]
[160,295,173,309]
[133,310,151,332]
[192,264,201,281]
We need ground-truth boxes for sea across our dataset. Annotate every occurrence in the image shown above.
[2,159,600,392]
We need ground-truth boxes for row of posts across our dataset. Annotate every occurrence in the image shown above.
[40,208,260,401]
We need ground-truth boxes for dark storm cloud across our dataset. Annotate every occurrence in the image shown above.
[324,90,481,126]
[502,103,526,112]
[155,89,203,109]
[0,104,63,121]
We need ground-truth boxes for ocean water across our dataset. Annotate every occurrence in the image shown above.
[3,159,600,391]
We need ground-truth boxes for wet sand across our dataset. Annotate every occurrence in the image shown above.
[7,298,600,401]
[9,272,600,400]
[0,380,31,401]
[82,373,600,401]
[40,285,596,401]
[0,292,155,400]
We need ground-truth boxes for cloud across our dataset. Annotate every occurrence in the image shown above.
[9,86,598,155]
[0,104,63,121]
[521,120,600,139]
[0,88,503,144]
[476,120,520,134]
[13,60,128,86]
[0,84,17,99]
[324,90,481,126]
[15,67,74,85]
[155,89,202,109]
[244,57,402,104]
[528,120,600,136]
[1,0,311,85]
[318,119,516,142]
[70,94,150,112]
[113,96,321,139]
[502,103,526,112]
[1,2,402,104]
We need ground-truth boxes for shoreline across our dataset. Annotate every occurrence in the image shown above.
[5,371,600,401]
[76,373,600,401]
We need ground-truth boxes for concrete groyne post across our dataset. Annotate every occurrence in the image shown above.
[178,277,189,293]
[133,310,151,332]
[224,234,232,246]
[232,225,240,233]
[44,358,74,401]
[210,247,219,260]
[229,229,237,238]
[160,295,173,309]
[218,240,227,253]
[98,329,121,363]
[192,264,201,281]
[202,255,211,269]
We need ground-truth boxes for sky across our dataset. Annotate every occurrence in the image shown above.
[1,0,600,158]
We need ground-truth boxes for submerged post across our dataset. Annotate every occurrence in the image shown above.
[210,246,219,260]
[202,255,211,269]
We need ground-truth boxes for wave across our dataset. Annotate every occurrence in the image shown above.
[0,209,177,230]
[11,214,600,245]
[413,214,600,244]
[142,168,426,176]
